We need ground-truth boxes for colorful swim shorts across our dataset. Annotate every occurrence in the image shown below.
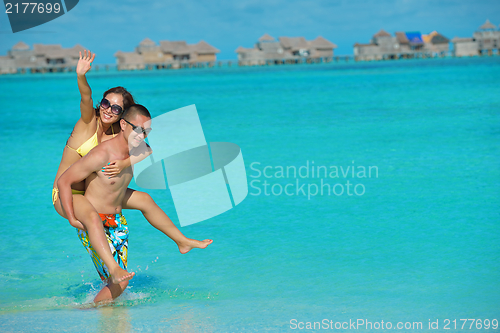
[77,213,129,281]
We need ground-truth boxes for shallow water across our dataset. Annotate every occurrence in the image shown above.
[1,57,499,332]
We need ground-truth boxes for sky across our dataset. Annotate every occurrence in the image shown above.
[1,0,500,64]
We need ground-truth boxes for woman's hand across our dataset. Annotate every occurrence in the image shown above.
[76,50,96,77]
[69,218,86,231]
[102,159,129,178]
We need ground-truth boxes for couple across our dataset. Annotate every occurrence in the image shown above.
[52,51,212,304]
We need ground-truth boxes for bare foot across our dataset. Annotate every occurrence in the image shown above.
[109,267,135,284]
[178,238,213,254]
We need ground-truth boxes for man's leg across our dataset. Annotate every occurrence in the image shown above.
[94,280,129,304]
[80,213,131,304]
[122,189,212,253]
[71,195,134,283]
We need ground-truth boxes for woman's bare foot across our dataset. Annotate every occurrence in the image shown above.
[109,267,135,284]
[177,238,213,254]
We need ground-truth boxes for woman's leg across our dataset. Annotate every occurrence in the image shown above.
[122,189,212,253]
[54,194,134,283]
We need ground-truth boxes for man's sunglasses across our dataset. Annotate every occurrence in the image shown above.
[100,98,123,115]
[123,119,152,136]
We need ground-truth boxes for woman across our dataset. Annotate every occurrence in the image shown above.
[52,51,212,297]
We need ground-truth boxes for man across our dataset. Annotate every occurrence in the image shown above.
[58,104,210,303]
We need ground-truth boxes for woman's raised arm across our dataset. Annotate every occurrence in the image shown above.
[76,50,96,124]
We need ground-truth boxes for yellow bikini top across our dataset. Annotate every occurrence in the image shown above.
[66,118,115,157]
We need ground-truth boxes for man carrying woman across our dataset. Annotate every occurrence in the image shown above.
[52,51,212,299]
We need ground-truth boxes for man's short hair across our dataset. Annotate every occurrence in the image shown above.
[122,104,151,121]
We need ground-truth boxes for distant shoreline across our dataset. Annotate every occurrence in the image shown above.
[1,54,499,77]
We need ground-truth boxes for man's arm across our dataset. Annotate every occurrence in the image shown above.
[57,148,108,224]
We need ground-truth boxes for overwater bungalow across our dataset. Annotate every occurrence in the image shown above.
[0,42,85,74]
[452,20,500,56]
[354,30,450,61]
[114,51,145,71]
[422,31,450,54]
[115,38,220,70]
[235,34,337,66]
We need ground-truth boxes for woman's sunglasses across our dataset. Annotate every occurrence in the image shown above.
[100,98,123,115]
[123,119,152,136]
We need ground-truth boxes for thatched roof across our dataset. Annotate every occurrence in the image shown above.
[479,19,496,30]
[114,51,144,63]
[395,32,409,44]
[193,40,220,54]
[353,43,377,47]
[373,29,391,38]
[235,46,257,53]
[451,37,474,43]
[279,37,309,51]
[139,38,156,46]
[12,41,29,50]
[160,41,191,54]
[258,33,275,42]
[33,44,70,58]
[33,44,62,55]
[429,32,449,44]
[309,36,337,49]
[71,44,85,53]
[30,43,86,58]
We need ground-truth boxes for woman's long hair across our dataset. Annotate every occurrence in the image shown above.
[94,86,135,116]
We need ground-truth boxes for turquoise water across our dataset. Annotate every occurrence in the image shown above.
[1,57,499,332]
